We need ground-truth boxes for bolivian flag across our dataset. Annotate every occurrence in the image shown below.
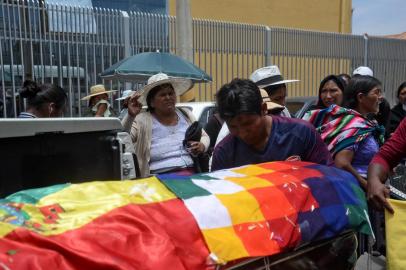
[0,161,371,269]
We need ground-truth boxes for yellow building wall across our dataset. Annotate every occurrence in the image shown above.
[170,0,353,101]
[169,0,352,33]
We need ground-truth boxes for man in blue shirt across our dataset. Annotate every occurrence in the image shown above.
[211,79,333,171]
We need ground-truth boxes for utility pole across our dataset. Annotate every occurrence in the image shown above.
[175,0,193,62]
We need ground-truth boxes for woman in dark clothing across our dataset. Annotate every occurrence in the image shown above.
[375,98,391,138]
[18,80,67,118]
[388,81,406,134]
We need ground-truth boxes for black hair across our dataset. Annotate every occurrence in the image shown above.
[146,83,174,112]
[342,75,382,110]
[216,79,262,120]
[19,80,67,110]
[316,75,346,108]
[396,81,406,100]
[263,83,286,96]
[375,97,391,128]
[338,73,351,86]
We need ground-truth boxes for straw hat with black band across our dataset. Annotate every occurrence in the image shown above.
[250,65,299,89]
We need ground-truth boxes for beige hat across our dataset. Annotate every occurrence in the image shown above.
[81,84,117,100]
[260,89,285,114]
[140,73,193,104]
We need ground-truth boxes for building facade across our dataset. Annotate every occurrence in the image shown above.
[169,0,352,34]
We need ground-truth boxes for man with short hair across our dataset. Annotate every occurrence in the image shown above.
[211,79,333,171]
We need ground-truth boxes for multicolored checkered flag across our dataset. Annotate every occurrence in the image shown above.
[159,161,372,263]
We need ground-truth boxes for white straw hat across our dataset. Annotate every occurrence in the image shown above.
[140,73,193,103]
[250,65,299,88]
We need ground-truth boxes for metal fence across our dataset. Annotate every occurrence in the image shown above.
[1,0,406,118]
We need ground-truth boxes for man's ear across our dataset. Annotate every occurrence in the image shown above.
[261,102,268,116]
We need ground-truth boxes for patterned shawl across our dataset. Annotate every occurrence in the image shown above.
[302,105,385,156]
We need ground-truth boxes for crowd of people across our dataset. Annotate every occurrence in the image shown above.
[14,64,406,257]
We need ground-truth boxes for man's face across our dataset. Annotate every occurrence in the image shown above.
[226,113,267,147]
[268,85,287,106]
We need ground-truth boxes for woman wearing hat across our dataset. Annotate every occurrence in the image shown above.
[116,89,135,120]
[122,73,210,177]
[82,84,117,117]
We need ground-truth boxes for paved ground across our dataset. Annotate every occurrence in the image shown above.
[355,253,386,270]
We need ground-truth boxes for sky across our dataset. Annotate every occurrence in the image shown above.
[352,0,406,36]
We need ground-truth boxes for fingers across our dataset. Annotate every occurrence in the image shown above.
[189,142,199,149]
[368,186,395,214]
[383,199,394,214]
[128,93,142,106]
[188,143,199,153]
[128,94,142,108]
[186,142,204,155]
[131,92,141,98]
[189,142,202,149]
[127,96,142,117]
[381,187,394,213]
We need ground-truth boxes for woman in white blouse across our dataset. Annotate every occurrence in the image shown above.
[122,73,209,177]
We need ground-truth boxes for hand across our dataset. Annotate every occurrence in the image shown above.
[127,93,142,117]
[186,141,205,156]
[95,102,108,117]
[367,176,394,214]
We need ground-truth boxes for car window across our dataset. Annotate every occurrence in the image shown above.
[285,101,305,117]
[198,106,216,127]
[177,106,193,112]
